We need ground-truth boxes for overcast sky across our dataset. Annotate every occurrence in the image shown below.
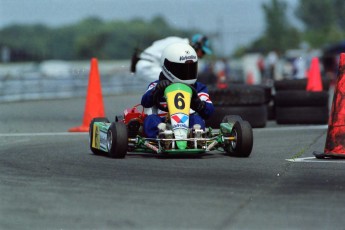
[0,0,299,55]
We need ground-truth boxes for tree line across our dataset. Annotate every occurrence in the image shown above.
[240,0,345,56]
[0,16,193,62]
[1,0,345,62]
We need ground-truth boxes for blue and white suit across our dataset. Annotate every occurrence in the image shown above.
[141,80,214,138]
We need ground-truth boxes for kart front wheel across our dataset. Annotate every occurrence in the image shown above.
[224,120,253,157]
[89,117,109,155]
[107,122,128,158]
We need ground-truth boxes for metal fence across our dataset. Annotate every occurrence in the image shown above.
[0,60,148,103]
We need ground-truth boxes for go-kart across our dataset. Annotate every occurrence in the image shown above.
[89,83,253,158]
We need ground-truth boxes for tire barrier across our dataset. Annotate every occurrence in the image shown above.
[274,78,331,91]
[209,85,266,106]
[273,87,329,125]
[275,106,329,124]
[274,91,329,107]
[273,57,331,125]
[206,104,267,128]
[260,84,275,121]
[260,84,273,104]
[208,84,270,128]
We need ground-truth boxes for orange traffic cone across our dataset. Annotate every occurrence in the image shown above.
[306,57,323,91]
[313,53,345,159]
[68,58,105,132]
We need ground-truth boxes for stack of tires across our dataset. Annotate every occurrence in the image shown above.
[206,84,271,128]
[273,79,330,124]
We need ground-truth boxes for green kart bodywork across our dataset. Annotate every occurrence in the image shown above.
[89,117,253,158]
[89,83,253,158]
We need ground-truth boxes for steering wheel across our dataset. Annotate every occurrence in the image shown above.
[153,89,169,112]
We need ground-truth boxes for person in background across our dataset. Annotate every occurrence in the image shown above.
[266,50,278,80]
[214,58,230,89]
[140,42,214,138]
[131,34,212,81]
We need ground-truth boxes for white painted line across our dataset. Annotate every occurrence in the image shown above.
[257,125,328,132]
[207,125,327,133]
[286,157,345,163]
[0,132,88,137]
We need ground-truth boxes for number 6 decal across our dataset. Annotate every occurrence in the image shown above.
[174,93,185,110]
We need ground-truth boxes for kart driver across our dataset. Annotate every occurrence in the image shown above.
[132,34,212,81]
[140,42,215,138]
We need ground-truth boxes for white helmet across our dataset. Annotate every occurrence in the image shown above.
[161,42,198,85]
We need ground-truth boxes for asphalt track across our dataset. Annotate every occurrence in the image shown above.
[1,94,345,230]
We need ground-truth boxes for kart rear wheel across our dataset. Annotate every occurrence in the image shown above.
[224,120,253,157]
[222,115,243,124]
[89,117,109,155]
[107,122,128,158]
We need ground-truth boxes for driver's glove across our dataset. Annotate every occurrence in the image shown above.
[191,94,205,113]
[155,80,171,92]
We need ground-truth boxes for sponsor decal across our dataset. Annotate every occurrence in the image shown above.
[171,114,188,123]
[173,123,188,129]
[99,130,108,151]
[92,125,100,149]
[179,55,196,61]
[162,66,175,82]
[171,113,189,130]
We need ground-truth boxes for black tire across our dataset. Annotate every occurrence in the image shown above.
[209,84,266,106]
[274,79,307,91]
[222,115,243,124]
[257,84,273,104]
[89,117,110,155]
[267,102,276,120]
[224,120,253,157]
[107,122,128,158]
[274,91,329,107]
[275,106,329,124]
[274,78,330,91]
[206,105,267,128]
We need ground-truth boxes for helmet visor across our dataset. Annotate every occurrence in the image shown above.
[163,59,198,82]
